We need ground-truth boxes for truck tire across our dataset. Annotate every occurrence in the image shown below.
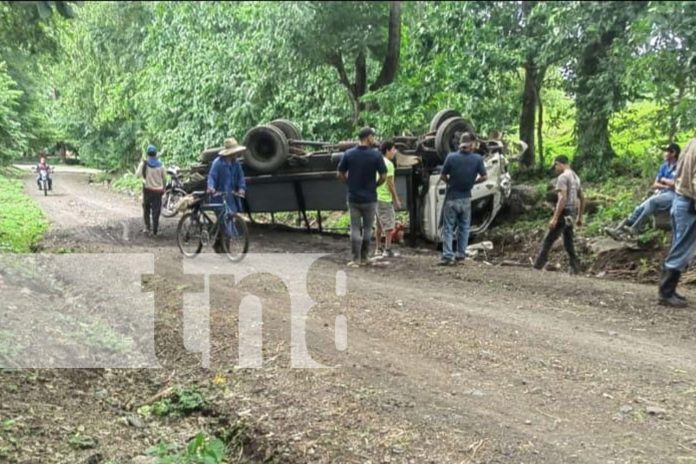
[270,119,302,142]
[435,117,476,160]
[243,125,290,174]
[429,109,461,133]
[200,147,222,164]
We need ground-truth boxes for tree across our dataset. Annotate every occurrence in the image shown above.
[292,1,402,125]
[569,1,648,176]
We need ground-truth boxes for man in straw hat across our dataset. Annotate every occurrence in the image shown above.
[207,137,247,216]
[438,132,487,266]
[658,137,696,307]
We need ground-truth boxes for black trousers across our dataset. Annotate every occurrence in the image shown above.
[534,212,580,271]
[143,189,163,234]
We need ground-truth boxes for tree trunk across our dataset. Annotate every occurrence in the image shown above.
[370,1,401,91]
[519,60,538,168]
[573,32,618,175]
[537,92,544,168]
[668,79,685,143]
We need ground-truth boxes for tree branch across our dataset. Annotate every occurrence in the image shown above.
[370,1,401,91]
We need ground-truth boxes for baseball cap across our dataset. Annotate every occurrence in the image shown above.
[553,155,569,165]
[146,144,157,155]
[459,132,476,145]
[662,143,681,155]
[358,127,376,140]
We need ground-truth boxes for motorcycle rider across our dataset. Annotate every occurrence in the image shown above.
[136,144,167,237]
[36,155,52,190]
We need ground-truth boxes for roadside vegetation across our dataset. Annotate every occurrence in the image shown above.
[0,167,47,252]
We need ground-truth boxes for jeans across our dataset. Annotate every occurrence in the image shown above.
[441,198,472,260]
[664,194,696,271]
[143,189,163,234]
[533,210,580,272]
[627,190,675,231]
[349,201,377,262]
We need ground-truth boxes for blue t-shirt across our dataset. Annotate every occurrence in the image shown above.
[441,151,487,200]
[656,161,677,192]
[337,145,386,203]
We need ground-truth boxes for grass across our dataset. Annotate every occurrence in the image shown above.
[111,172,142,194]
[148,432,226,464]
[0,167,48,252]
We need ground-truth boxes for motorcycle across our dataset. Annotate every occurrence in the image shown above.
[34,167,54,196]
[161,165,188,218]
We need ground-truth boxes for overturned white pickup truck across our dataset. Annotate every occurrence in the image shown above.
[187,109,518,243]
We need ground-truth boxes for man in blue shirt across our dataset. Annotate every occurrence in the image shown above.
[207,137,247,213]
[438,132,487,266]
[338,127,387,267]
[607,143,680,240]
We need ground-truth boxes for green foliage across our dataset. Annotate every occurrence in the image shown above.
[148,433,226,464]
[0,168,47,252]
[111,173,141,194]
[0,61,26,162]
[151,388,207,418]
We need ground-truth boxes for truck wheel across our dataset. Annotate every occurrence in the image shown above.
[243,125,290,174]
[435,117,476,161]
[429,109,461,133]
[199,147,222,164]
[270,119,302,142]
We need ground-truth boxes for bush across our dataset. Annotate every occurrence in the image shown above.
[0,168,47,252]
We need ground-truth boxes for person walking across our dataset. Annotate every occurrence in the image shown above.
[374,140,402,258]
[338,127,387,268]
[438,132,487,266]
[658,137,696,307]
[533,155,585,274]
[136,144,166,237]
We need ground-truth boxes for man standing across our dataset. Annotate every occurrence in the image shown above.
[533,155,585,274]
[438,132,487,266]
[207,137,247,213]
[607,143,680,239]
[136,144,166,237]
[374,140,402,257]
[658,137,696,307]
[338,127,387,268]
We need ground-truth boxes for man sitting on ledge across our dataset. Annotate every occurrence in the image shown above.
[606,142,680,240]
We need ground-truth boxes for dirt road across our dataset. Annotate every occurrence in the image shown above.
[2,170,696,463]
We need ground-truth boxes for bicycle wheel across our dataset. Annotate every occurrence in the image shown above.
[177,212,203,257]
[221,214,249,262]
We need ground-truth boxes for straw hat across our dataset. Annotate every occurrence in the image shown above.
[219,137,246,157]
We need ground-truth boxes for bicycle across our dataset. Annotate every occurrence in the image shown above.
[176,191,249,262]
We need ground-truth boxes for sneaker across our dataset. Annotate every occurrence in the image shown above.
[438,258,454,266]
[141,228,151,236]
[382,249,399,258]
[374,248,383,257]
[454,256,465,263]
[360,260,371,267]
[347,261,360,268]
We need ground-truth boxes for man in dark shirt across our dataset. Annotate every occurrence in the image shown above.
[338,127,387,267]
[439,132,487,266]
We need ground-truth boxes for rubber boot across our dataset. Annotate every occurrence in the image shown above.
[658,269,688,307]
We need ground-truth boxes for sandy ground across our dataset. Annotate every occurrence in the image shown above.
[1,170,696,463]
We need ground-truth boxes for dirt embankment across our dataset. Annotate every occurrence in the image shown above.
[1,170,696,463]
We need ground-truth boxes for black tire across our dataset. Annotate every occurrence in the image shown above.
[220,214,249,262]
[43,182,48,196]
[243,125,289,174]
[435,116,476,160]
[200,147,222,164]
[177,213,203,257]
[429,109,461,133]
[162,190,184,218]
[270,119,302,142]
